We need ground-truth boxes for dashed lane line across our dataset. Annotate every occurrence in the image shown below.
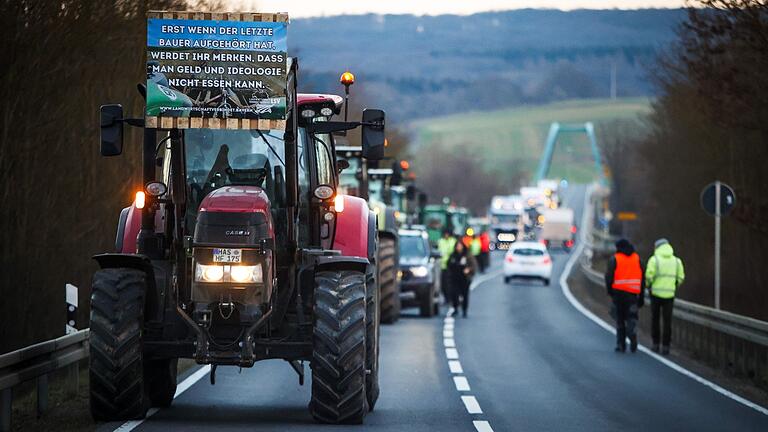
[448,360,464,374]
[444,338,456,347]
[473,420,494,432]
[461,395,483,414]
[445,348,459,359]
[453,376,471,391]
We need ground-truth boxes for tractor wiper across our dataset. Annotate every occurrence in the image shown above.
[255,129,285,166]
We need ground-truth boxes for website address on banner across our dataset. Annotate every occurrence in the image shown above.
[157,106,261,113]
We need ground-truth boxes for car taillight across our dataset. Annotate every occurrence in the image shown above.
[570,225,577,234]
[565,240,574,248]
[505,255,514,263]
[542,257,551,264]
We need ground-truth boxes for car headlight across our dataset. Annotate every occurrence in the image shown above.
[497,233,516,242]
[195,263,262,283]
[410,266,429,278]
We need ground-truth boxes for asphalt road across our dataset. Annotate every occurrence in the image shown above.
[106,185,768,432]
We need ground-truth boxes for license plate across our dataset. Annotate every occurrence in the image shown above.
[212,248,242,263]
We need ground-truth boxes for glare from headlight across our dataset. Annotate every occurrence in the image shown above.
[411,266,429,278]
[197,264,224,282]
[230,265,262,283]
[195,263,262,283]
[497,233,516,242]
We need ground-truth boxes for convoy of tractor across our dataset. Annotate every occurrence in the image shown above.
[86,10,577,426]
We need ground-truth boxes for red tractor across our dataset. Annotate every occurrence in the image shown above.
[91,58,385,424]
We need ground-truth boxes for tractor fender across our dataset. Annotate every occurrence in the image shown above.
[367,212,377,263]
[115,207,130,252]
[314,255,369,275]
[333,195,370,259]
[119,203,141,253]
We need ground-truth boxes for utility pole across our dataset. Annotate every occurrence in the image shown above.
[714,181,721,310]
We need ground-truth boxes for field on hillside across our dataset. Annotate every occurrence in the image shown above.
[411,98,651,185]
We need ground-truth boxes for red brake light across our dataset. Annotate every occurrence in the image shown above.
[570,225,577,234]
[542,257,551,264]
[505,255,514,263]
[565,240,574,248]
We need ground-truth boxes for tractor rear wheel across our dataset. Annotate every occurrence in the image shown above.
[365,270,380,410]
[378,237,400,324]
[89,268,149,421]
[310,270,368,424]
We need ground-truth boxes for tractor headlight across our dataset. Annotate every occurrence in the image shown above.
[410,266,429,278]
[230,265,263,283]
[196,264,224,282]
[195,264,262,283]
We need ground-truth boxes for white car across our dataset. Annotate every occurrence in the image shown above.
[503,241,553,285]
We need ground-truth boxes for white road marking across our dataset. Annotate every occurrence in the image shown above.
[445,316,455,324]
[445,348,459,359]
[444,338,456,347]
[470,268,503,291]
[561,185,768,417]
[448,360,464,373]
[461,395,483,414]
[473,420,495,432]
[113,365,212,432]
[444,322,454,330]
[443,329,454,338]
[453,376,471,391]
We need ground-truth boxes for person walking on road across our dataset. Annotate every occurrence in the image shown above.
[437,230,457,305]
[646,238,685,355]
[479,230,491,271]
[605,238,645,353]
[447,240,477,318]
[470,234,484,273]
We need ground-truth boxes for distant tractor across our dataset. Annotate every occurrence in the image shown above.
[90,58,386,424]
[337,146,401,324]
[421,203,470,246]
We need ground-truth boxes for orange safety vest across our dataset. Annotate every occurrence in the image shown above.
[612,252,642,294]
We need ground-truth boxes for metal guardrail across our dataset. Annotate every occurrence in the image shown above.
[0,329,89,432]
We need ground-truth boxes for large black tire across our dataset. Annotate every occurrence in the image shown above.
[310,271,368,424]
[378,237,400,324]
[89,268,150,421]
[419,284,436,317]
[365,270,380,410]
[146,358,178,407]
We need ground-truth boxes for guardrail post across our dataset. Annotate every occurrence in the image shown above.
[36,374,48,417]
[67,363,79,396]
[1,388,11,432]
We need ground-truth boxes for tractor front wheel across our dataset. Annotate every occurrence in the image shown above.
[310,270,368,424]
[89,268,150,421]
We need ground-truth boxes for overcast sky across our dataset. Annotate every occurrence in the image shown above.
[241,1,685,18]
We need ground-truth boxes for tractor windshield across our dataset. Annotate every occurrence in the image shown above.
[185,128,288,208]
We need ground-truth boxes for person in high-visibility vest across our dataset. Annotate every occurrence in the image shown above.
[437,230,457,305]
[605,238,645,353]
[479,231,491,271]
[470,235,483,273]
[645,238,685,355]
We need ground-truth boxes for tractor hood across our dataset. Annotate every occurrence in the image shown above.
[195,186,273,245]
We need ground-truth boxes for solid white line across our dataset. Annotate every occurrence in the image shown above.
[444,322,454,329]
[443,329,454,338]
[560,185,768,417]
[470,268,503,291]
[445,348,459,359]
[113,365,212,432]
[448,360,464,374]
[461,395,483,414]
[444,338,456,347]
[473,420,495,432]
[453,376,471,391]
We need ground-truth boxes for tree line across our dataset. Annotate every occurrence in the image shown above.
[602,0,768,319]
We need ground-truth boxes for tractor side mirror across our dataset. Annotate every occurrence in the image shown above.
[100,104,124,156]
[361,109,385,161]
[337,159,350,173]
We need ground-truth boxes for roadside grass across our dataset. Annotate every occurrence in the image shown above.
[412,98,651,183]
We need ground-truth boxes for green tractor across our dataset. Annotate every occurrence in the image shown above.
[337,148,402,324]
[421,202,470,246]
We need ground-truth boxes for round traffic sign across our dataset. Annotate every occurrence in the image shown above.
[700,182,736,217]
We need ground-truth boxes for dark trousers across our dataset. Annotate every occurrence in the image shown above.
[480,252,489,272]
[652,296,674,347]
[440,271,450,304]
[451,280,470,314]
[613,291,639,348]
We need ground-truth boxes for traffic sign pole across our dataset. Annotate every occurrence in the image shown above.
[714,181,721,310]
